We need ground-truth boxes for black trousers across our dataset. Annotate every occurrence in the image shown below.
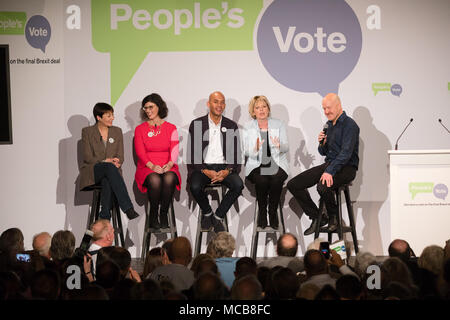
[248,166,288,216]
[189,164,244,219]
[287,162,356,219]
[94,162,133,220]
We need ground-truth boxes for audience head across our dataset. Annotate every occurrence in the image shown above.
[90,219,114,247]
[141,93,168,121]
[194,258,218,279]
[383,281,415,300]
[69,284,109,300]
[206,232,235,258]
[231,275,263,300]
[0,271,23,300]
[32,232,52,258]
[159,279,177,298]
[143,247,164,279]
[161,238,173,264]
[304,249,328,277]
[0,228,24,255]
[30,269,61,300]
[248,95,271,120]
[354,251,377,280]
[336,275,363,300]
[190,253,213,273]
[269,267,299,300]
[193,271,227,300]
[296,283,320,300]
[381,257,414,289]
[108,247,132,279]
[111,278,135,300]
[234,257,257,280]
[96,246,115,270]
[256,266,271,295]
[315,284,340,300]
[131,278,164,300]
[95,260,121,290]
[418,245,444,276]
[388,239,414,262]
[167,237,192,266]
[49,230,75,261]
[276,233,298,257]
[443,258,450,284]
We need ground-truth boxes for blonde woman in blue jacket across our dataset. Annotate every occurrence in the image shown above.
[243,96,289,228]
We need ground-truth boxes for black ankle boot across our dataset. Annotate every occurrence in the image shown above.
[268,211,279,229]
[159,212,169,229]
[124,208,139,220]
[257,211,268,228]
[149,212,160,229]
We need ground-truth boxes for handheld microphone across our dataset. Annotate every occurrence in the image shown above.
[394,118,413,150]
[320,123,328,146]
[438,119,450,134]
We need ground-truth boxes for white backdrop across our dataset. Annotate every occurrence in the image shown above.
[1,0,449,257]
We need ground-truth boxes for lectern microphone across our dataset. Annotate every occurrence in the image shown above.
[394,118,413,150]
[438,119,450,134]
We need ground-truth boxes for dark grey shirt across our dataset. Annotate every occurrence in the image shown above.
[148,264,194,292]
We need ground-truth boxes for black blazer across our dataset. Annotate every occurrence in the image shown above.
[187,114,242,181]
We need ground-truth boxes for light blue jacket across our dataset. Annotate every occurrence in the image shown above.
[242,118,289,177]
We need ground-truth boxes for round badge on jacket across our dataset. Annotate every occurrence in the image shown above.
[108,137,114,143]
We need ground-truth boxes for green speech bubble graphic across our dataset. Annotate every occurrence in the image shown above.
[92,0,263,105]
[0,12,27,35]
[409,182,433,200]
[372,82,391,96]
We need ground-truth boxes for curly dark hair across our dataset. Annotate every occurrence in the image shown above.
[141,93,168,120]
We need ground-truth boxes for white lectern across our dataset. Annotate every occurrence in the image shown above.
[389,150,450,255]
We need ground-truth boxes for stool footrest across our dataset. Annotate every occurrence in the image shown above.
[318,226,353,234]
[144,227,176,233]
[255,226,282,233]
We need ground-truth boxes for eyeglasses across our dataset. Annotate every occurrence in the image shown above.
[142,105,155,111]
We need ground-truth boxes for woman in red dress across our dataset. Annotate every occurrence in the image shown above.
[134,94,181,228]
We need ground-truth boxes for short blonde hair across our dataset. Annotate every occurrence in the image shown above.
[206,232,235,258]
[418,245,444,276]
[248,95,271,119]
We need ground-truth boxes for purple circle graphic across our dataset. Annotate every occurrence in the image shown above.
[25,15,51,53]
[433,184,448,200]
[391,84,403,97]
[257,0,362,96]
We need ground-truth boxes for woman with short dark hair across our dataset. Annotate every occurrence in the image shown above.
[134,94,181,228]
[79,102,139,221]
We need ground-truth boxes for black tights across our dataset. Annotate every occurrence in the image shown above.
[144,172,178,218]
